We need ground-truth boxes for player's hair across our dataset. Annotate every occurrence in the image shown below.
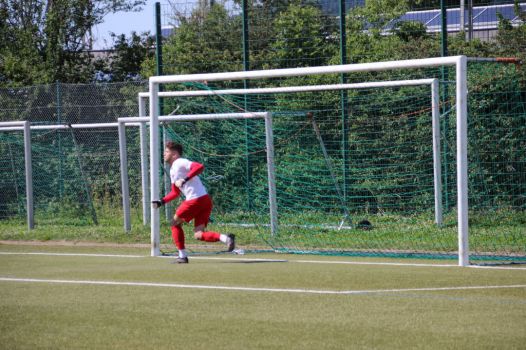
[165,141,183,155]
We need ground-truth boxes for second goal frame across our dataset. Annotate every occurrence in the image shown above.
[121,112,276,257]
[138,78,442,227]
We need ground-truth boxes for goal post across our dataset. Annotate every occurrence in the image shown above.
[1,121,146,232]
[0,121,33,230]
[122,112,276,257]
[148,56,468,264]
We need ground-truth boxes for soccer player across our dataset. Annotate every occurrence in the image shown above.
[151,142,235,264]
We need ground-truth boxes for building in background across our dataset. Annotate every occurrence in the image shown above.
[319,0,365,15]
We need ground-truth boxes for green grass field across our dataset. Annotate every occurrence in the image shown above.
[1,243,525,350]
[1,209,525,260]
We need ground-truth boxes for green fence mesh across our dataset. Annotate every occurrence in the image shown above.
[0,0,525,262]
[151,60,525,261]
[0,82,147,227]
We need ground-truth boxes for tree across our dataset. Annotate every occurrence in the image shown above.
[0,0,146,86]
[95,32,155,82]
[156,3,242,75]
[264,1,338,69]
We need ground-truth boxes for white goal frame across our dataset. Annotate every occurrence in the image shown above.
[123,113,276,257]
[148,56,469,266]
[139,78,442,226]
[0,121,34,230]
[0,121,145,232]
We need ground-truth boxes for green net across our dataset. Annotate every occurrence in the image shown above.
[0,62,524,263]
[0,131,26,219]
[152,60,525,262]
[0,82,147,231]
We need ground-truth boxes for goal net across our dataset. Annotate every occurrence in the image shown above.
[0,123,145,229]
[146,56,525,265]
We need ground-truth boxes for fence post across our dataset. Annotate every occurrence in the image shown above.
[339,0,349,204]
[56,81,64,198]
[155,2,165,210]
[440,0,450,212]
[242,0,253,212]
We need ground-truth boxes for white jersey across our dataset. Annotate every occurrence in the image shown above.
[170,158,207,200]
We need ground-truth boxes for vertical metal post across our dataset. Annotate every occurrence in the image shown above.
[138,96,150,225]
[467,0,473,41]
[456,56,469,266]
[155,1,164,155]
[431,79,443,226]
[118,121,131,232]
[23,121,34,230]
[440,0,450,212]
[155,2,165,224]
[440,0,448,57]
[56,81,64,198]
[339,0,349,202]
[163,127,171,221]
[460,0,465,37]
[155,2,163,78]
[140,122,149,225]
[242,0,253,212]
[150,81,161,257]
[264,113,278,236]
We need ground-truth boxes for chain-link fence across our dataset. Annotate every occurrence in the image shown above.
[156,0,526,75]
[0,1,524,260]
[0,82,147,227]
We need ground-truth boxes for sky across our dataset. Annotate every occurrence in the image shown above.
[92,0,158,50]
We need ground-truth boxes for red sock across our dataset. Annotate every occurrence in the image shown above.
[171,226,185,250]
[201,231,221,242]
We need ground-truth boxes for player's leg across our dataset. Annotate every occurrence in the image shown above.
[193,195,235,252]
[170,215,189,263]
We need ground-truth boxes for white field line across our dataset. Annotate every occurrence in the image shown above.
[0,252,144,258]
[1,251,526,270]
[1,277,525,295]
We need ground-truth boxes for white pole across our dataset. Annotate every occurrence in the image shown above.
[121,113,268,124]
[23,121,34,230]
[162,128,171,221]
[264,113,278,236]
[151,57,462,84]
[138,96,150,225]
[139,122,149,225]
[138,79,438,98]
[0,122,143,132]
[118,121,131,232]
[150,81,161,257]
[431,79,443,225]
[457,56,469,266]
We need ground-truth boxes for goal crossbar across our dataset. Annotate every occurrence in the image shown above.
[137,79,438,98]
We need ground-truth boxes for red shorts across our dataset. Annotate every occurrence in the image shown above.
[175,194,213,227]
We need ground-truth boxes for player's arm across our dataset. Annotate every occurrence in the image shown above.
[151,184,181,208]
[175,161,204,188]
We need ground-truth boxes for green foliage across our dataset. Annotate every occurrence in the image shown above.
[162,4,242,75]
[1,1,525,259]
[0,0,146,86]
[393,20,429,42]
[95,32,155,81]
[265,2,337,68]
